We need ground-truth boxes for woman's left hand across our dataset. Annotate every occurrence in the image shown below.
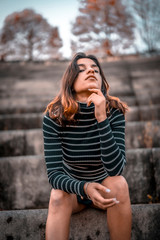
[87,88,107,122]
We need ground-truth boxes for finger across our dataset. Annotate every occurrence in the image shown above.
[94,199,117,210]
[93,194,119,206]
[87,93,97,106]
[95,183,111,194]
[88,88,104,96]
[101,202,117,210]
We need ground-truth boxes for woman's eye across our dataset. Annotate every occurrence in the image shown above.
[79,69,84,72]
[94,70,98,73]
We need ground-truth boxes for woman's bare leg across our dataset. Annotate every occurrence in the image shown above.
[45,189,86,240]
[101,176,132,240]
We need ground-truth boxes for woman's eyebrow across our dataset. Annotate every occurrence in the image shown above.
[78,64,98,68]
[78,64,85,67]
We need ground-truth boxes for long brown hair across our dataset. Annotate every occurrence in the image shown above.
[45,52,128,125]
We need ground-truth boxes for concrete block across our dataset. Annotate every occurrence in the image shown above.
[1,121,160,157]
[0,156,50,210]
[131,204,160,240]
[132,74,160,106]
[118,96,137,106]
[0,204,160,240]
[152,148,160,201]
[0,98,46,114]
[0,149,159,210]
[0,104,159,131]
[125,121,160,149]
[0,129,44,157]
[126,105,160,122]
[139,105,160,121]
[25,129,44,155]
[124,149,154,203]
[0,130,25,157]
[0,113,43,130]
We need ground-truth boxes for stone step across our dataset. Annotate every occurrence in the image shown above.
[130,67,160,106]
[1,95,160,115]
[0,104,160,130]
[0,98,48,114]
[0,121,160,157]
[0,113,43,130]
[0,148,159,210]
[0,204,160,240]
[0,96,137,115]
[126,104,160,122]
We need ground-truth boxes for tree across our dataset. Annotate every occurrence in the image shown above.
[71,0,135,57]
[0,9,62,61]
[128,0,160,54]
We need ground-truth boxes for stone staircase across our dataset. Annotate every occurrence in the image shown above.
[0,57,160,240]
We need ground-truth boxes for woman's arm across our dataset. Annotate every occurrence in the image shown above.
[97,108,126,176]
[43,113,86,198]
[87,88,126,176]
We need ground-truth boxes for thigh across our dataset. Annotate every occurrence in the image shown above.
[49,188,87,214]
[71,194,87,214]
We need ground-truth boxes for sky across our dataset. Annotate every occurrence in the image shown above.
[0,0,80,58]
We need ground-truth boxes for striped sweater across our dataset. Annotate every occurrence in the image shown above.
[43,102,126,198]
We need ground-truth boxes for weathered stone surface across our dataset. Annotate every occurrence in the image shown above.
[126,105,160,122]
[131,204,160,240]
[152,148,160,201]
[0,95,138,115]
[139,104,160,121]
[0,155,50,210]
[0,149,159,210]
[0,105,159,131]
[124,149,154,203]
[25,129,44,155]
[117,96,137,106]
[0,98,47,114]
[125,121,160,149]
[0,129,44,157]
[131,69,160,106]
[0,121,160,157]
[0,204,160,240]
[0,130,25,157]
[0,113,43,130]
[0,209,47,240]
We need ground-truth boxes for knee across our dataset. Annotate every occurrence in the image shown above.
[49,189,71,209]
[113,176,130,202]
[103,176,130,203]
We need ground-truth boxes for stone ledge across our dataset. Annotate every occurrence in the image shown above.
[0,148,159,209]
[0,204,160,240]
[1,121,160,157]
[0,104,160,130]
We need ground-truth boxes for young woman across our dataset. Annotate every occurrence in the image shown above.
[43,52,132,240]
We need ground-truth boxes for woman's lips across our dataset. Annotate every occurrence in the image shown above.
[85,75,97,81]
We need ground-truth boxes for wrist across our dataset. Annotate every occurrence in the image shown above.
[97,114,107,123]
[84,182,92,200]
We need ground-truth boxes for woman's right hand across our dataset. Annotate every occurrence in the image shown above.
[84,182,119,210]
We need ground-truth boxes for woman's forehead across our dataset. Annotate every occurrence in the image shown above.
[77,58,97,67]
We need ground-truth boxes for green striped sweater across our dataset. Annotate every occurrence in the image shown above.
[43,102,126,198]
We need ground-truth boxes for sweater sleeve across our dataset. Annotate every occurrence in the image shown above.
[43,113,87,197]
[97,108,126,176]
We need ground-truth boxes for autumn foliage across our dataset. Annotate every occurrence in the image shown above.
[71,0,135,57]
[0,9,62,61]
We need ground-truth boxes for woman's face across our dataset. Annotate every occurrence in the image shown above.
[73,58,102,99]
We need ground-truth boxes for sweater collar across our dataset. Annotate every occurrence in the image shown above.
[77,101,95,110]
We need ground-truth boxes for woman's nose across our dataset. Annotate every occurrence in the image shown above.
[87,67,94,73]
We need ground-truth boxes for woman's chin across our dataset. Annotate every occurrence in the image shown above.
[87,83,99,89]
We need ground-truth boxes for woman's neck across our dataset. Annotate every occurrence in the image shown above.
[75,92,91,103]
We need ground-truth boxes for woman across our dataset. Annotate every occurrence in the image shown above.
[43,52,132,240]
